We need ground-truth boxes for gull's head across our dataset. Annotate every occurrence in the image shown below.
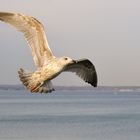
[58,56,75,67]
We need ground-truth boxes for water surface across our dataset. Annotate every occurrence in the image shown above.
[0,88,140,140]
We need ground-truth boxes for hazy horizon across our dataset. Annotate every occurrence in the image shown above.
[0,0,140,86]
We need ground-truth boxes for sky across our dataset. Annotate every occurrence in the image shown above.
[0,0,140,86]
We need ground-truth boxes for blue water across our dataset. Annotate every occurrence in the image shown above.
[0,88,140,140]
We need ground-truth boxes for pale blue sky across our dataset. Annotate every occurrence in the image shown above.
[0,0,140,86]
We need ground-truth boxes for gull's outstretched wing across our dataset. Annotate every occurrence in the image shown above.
[64,59,97,87]
[0,12,54,67]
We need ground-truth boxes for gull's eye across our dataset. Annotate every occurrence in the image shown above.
[64,57,68,60]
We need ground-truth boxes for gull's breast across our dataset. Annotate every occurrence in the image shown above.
[41,64,63,81]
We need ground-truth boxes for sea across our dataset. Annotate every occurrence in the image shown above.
[0,87,140,140]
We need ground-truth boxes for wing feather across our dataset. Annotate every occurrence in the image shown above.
[64,59,97,87]
[0,12,54,67]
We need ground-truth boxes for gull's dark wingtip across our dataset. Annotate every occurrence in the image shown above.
[92,82,97,87]
[0,12,15,16]
[0,12,15,21]
[91,71,98,87]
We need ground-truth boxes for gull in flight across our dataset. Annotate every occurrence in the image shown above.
[0,12,97,93]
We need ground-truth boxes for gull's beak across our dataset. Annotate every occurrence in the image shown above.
[69,60,77,65]
[72,60,77,63]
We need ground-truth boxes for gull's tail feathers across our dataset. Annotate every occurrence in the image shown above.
[18,68,42,93]
[18,68,54,93]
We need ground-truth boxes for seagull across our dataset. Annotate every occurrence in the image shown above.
[0,12,97,93]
